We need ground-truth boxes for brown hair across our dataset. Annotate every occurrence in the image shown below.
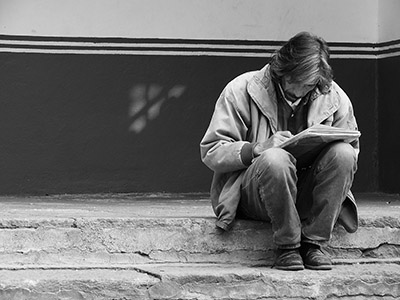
[270,32,333,94]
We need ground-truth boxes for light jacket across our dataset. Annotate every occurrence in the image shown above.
[200,64,360,233]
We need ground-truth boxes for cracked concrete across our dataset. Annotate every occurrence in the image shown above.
[141,263,400,300]
[0,263,398,299]
[0,193,397,299]
[0,211,398,266]
[0,269,158,300]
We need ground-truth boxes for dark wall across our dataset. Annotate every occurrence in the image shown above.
[330,59,379,192]
[0,53,378,194]
[378,56,400,193]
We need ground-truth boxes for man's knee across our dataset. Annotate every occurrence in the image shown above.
[255,148,296,174]
[323,142,357,170]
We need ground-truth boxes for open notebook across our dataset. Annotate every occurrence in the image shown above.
[279,124,361,167]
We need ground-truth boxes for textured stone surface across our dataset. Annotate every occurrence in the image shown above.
[0,263,398,300]
[0,193,397,299]
[143,263,400,300]
[0,268,158,300]
[0,193,398,266]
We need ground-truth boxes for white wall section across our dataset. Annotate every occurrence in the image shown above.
[0,0,381,43]
[378,0,400,42]
[0,0,398,58]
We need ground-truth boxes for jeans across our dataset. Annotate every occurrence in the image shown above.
[238,142,358,249]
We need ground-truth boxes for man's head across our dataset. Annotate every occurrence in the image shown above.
[270,32,333,99]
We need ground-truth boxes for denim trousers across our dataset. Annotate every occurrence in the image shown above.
[238,142,358,249]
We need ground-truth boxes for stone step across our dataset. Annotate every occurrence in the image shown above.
[0,263,399,299]
[0,193,398,299]
[0,193,398,267]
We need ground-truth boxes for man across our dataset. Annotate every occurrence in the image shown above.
[200,32,359,271]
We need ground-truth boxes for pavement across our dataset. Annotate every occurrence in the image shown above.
[0,192,398,299]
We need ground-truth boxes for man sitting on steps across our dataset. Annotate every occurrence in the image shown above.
[200,32,359,271]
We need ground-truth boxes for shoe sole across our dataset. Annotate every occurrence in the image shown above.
[274,265,304,271]
[304,264,332,270]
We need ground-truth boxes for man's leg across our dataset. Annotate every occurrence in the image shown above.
[239,148,303,270]
[296,142,358,269]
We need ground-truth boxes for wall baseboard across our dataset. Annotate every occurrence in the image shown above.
[1,35,399,59]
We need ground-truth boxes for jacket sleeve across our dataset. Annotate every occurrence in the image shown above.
[332,84,360,156]
[200,84,252,173]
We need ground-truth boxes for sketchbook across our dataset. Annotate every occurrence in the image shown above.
[279,124,361,167]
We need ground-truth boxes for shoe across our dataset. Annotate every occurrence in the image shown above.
[274,249,304,271]
[300,243,332,270]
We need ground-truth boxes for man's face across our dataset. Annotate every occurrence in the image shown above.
[281,76,316,102]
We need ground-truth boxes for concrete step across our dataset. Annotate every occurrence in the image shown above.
[0,193,398,267]
[0,263,399,299]
[0,193,398,299]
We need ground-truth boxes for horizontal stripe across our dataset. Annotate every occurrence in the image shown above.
[0,34,285,46]
[0,35,399,59]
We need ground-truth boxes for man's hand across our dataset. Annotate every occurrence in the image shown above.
[253,131,293,157]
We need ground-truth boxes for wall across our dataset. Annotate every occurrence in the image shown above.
[378,0,400,42]
[377,0,400,193]
[0,0,396,194]
[0,0,378,41]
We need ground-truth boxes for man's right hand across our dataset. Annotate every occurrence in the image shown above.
[253,131,293,157]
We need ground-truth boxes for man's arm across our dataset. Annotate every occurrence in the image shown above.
[200,85,252,173]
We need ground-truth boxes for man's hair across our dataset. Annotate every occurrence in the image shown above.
[269,32,333,94]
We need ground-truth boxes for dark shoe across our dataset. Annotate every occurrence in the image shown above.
[300,244,332,270]
[274,249,304,271]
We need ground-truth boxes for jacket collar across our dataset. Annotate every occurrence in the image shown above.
[247,64,339,130]
[247,65,279,133]
[307,85,339,126]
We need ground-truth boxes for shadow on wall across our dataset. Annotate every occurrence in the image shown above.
[1,53,374,194]
[0,54,224,194]
[129,84,186,134]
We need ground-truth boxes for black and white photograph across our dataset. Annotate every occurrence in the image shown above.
[0,0,399,299]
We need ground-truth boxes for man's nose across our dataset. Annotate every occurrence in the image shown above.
[293,88,305,98]
[295,86,310,97]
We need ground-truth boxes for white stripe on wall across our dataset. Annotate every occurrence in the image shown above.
[0,38,399,59]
